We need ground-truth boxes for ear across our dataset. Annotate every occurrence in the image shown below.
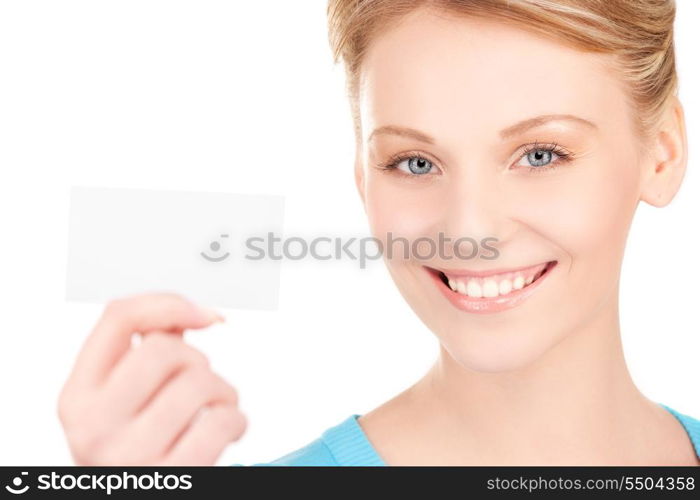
[640,95,688,207]
[354,153,367,211]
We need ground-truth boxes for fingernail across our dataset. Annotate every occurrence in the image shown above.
[197,306,226,323]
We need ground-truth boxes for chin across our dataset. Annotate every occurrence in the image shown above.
[438,327,565,373]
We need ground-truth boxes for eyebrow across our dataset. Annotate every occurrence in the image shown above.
[368,114,598,144]
[499,114,598,139]
[368,125,436,144]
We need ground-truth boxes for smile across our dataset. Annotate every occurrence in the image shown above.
[425,260,558,314]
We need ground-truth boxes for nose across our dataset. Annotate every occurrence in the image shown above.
[438,172,513,261]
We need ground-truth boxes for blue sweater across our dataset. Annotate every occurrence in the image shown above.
[235,402,700,466]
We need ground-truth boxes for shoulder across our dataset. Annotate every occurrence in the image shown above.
[660,403,700,459]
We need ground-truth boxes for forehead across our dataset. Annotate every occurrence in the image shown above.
[358,8,629,145]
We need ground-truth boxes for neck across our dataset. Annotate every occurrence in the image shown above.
[412,295,657,464]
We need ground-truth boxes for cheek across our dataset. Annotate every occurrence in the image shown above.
[364,172,445,246]
[512,159,641,268]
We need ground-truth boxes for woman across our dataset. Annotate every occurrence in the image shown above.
[58,0,699,466]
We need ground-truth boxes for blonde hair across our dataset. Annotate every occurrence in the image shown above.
[327,0,678,150]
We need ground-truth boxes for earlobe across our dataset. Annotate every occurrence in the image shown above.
[640,96,688,208]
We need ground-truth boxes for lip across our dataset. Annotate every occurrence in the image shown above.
[435,261,549,279]
[425,260,557,314]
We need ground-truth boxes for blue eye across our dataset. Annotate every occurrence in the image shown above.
[515,143,573,171]
[398,156,434,175]
[376,152,440,177]
[525,149,553,167]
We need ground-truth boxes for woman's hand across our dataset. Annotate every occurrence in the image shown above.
[57,293,247,465]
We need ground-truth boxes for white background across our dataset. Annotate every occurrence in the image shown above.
[0,1,697,465]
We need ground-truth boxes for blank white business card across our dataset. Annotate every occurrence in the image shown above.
[66,186,285,310]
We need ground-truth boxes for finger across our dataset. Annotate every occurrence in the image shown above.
[161,404,247,465]
[125,366,238,456]
[97,332,210,425]
[68,292,224,391]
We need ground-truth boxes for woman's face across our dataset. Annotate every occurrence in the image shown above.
[356,9,648,372]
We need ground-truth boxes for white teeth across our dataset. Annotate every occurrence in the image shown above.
[443,262,552,298]
[513,276,525,289]
[466,280,482,298]
[498,279,512,295]
[482,279,499,298]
